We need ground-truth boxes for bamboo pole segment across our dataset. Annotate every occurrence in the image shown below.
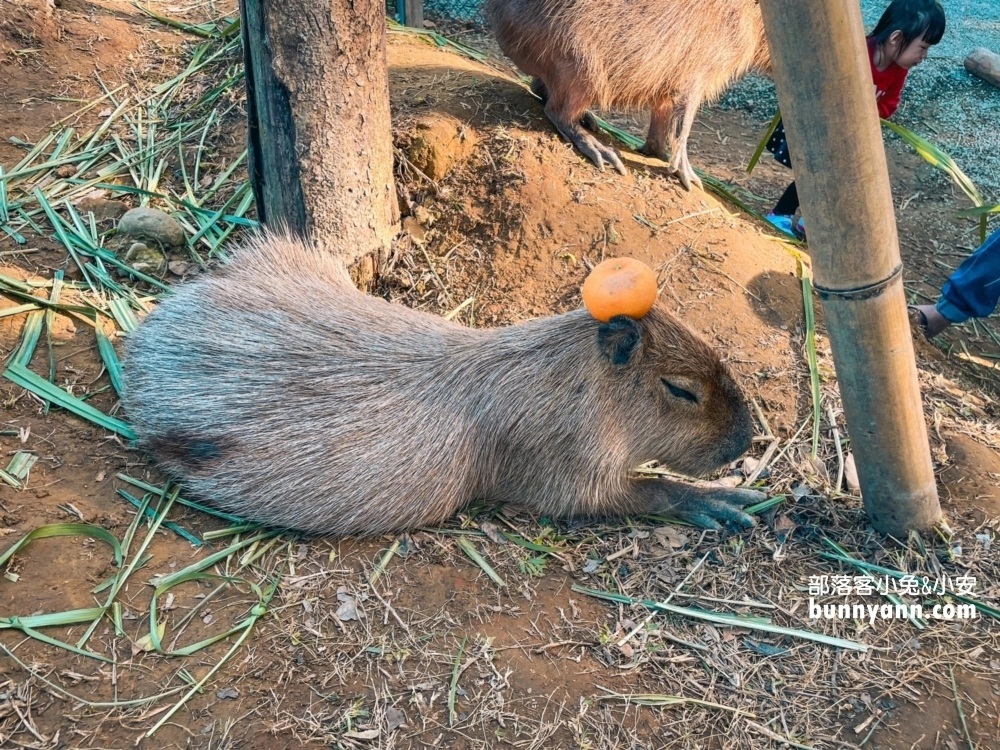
[757,0,941,535]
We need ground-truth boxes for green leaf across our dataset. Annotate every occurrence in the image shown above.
[2,362,136,439]
[455,536,506,587]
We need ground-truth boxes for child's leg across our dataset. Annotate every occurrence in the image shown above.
[938,228,1000,322]
[773,182,799,216]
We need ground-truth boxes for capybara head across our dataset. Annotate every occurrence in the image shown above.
[592,307,753,477]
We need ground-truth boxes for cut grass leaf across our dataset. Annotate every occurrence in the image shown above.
[744,494,787,515]
[818,538,1000,622]
[573,584,868,652]
[0,523,125,661]
[116,473,250,524]
[880,118,988,242]
[0,468,21,490]
[747,110,782,174]
[3,362,136,440]
[821,538,927,629]
[144,577,280,739]
[116,489,202,546]
[94,323,126,397]
[595,686,755,717]
[799,263,822,459]
[448,635,468,727]
[369,538,402,584]
[5,451,38,481]
[148,571,248,655]
[12,309,44,367]
[0,303,41,319]
[0,522,123,569]
[455,536,506,587]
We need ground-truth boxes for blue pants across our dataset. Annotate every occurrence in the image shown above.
[937,227,1000,323]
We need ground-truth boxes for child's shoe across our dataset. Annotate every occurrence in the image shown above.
[765,213,796,236]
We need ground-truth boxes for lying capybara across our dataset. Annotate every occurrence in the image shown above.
[484,0,770,189]
[121,233,762,536]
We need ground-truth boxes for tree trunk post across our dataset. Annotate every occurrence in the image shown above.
[402,0,424,29]
[240,0,399,282]
[757,0,941,535]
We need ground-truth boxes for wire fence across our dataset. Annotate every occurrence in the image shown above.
[388,0,484,23]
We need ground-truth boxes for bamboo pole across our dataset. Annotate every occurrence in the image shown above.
[757,0,941,535]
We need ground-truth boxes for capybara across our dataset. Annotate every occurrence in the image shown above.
[121,233,762,536]
[484,0,771,189]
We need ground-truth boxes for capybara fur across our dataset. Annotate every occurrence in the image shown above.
[484,0,771,189]
[121,233,762,537]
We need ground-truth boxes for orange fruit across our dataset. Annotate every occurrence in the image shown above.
[581,257,658,322]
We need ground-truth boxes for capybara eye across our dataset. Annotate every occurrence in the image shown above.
[662,378,698,404]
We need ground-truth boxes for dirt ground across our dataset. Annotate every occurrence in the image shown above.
[1,2,999,749]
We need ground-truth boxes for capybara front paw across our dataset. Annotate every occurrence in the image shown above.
[668,488,764,532]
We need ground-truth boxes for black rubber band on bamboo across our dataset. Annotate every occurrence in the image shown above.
[813,264,902,301]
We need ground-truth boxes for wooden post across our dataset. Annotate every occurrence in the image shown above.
[240,0,399,278]
[757,0,941,535]
[402,0,424,29]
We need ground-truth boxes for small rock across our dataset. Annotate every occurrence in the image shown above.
[216,687,239,700]
[124,242,167,276]
[75,193,128,221]
[118,207,186,248]
[168,260,191,276]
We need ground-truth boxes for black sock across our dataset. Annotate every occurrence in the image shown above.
[773,182,799,216]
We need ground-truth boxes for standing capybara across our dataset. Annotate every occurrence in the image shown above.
[121,233,762,536]
[484,0,771,189]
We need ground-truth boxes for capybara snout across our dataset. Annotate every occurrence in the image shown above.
[122,233,759,536]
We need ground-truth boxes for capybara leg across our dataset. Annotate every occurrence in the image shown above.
[530,76,549,104]
[543,85,626,175]
[632,478,762,532]
[666,94,704,191]
[640,100,673,160]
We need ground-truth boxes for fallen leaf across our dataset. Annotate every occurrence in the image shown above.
[386,707,406,731]
[344,729,380,740]
[653,526,688,549]
[772,514,796,544]
[479,521,506,545]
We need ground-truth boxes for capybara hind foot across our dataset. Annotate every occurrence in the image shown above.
[667,147,703,191]
[656,480,762,532]
[550,116,626,175]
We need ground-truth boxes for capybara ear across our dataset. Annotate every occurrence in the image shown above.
[597,315,642,366]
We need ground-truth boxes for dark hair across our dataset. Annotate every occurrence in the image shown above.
[868,0,946,46]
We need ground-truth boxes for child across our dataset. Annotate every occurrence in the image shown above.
[910,227,1000,338]
[765,0,946,238]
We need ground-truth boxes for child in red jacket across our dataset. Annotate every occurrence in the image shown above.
[765,0,946,238]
